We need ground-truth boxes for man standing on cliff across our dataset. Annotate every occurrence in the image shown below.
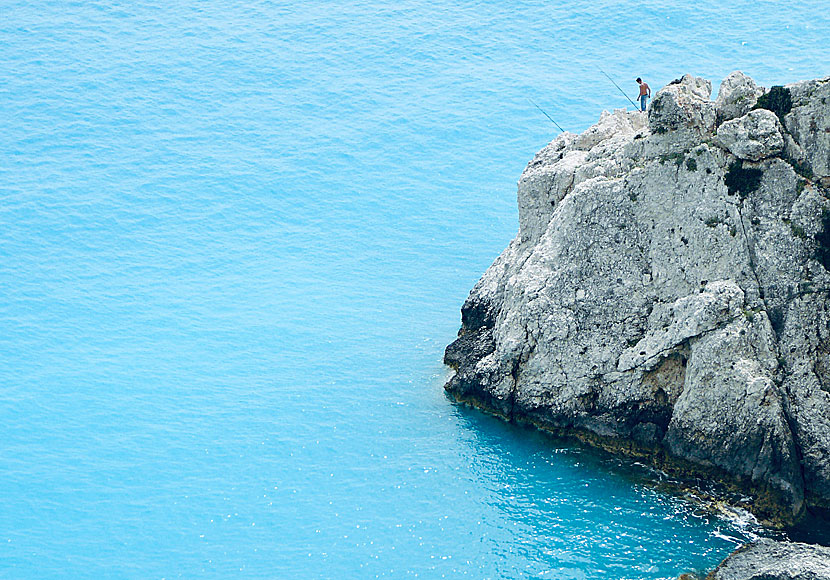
[636,77,651,111]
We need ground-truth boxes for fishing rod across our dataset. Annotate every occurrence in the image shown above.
[527,97,566,133]
[598,68,638,108]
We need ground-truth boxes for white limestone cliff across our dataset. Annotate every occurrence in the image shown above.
[444,73,830,526]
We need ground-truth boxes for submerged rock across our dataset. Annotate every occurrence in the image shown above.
[708,539,830,580]
[444,73,830,526]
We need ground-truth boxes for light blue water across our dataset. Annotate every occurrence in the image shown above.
[1,1,828,578]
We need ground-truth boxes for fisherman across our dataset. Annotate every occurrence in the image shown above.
[636,78,651,111]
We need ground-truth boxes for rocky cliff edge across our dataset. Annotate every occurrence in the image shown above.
[444,72,830,526]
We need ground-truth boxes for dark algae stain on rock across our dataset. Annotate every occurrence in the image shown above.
[725,161,763,199]
[444,72,830,543]
[686,156,698,171]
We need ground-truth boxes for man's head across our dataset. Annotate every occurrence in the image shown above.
[636,77,642,84]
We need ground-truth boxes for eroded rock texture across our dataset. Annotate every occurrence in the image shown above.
[708,540,830,580]
[445,73,830,525]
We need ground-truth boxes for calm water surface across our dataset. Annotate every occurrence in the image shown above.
[2,1,828,577]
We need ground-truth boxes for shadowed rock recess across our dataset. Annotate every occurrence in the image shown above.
[444,72,830,527]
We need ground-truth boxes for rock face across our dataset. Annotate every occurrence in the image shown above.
[717,109,785,161]
[444,73,830,526]
[708,539,830,580]
[715,71,764,123]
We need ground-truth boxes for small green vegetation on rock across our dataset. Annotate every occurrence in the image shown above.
[659,151,685,166]
[685,157,698,171]
[788,221,807,239]
[725,161,763,199]
[754,85,793,122]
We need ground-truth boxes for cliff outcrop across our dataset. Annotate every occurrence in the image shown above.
[444,72,830,526]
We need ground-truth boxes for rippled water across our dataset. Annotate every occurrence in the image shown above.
[2,1,828,577]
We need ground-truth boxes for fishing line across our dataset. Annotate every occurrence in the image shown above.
[598,68,638,108]
[527,97,566,133]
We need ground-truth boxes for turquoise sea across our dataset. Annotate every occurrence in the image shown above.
[2,1,828,578]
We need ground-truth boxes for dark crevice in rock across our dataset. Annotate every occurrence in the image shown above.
[735,198,772,326]
[815,210,830,271]
[508,358,520,420]
[754,86,793,123]
[641,351,687,439]
[735,185,811,522]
